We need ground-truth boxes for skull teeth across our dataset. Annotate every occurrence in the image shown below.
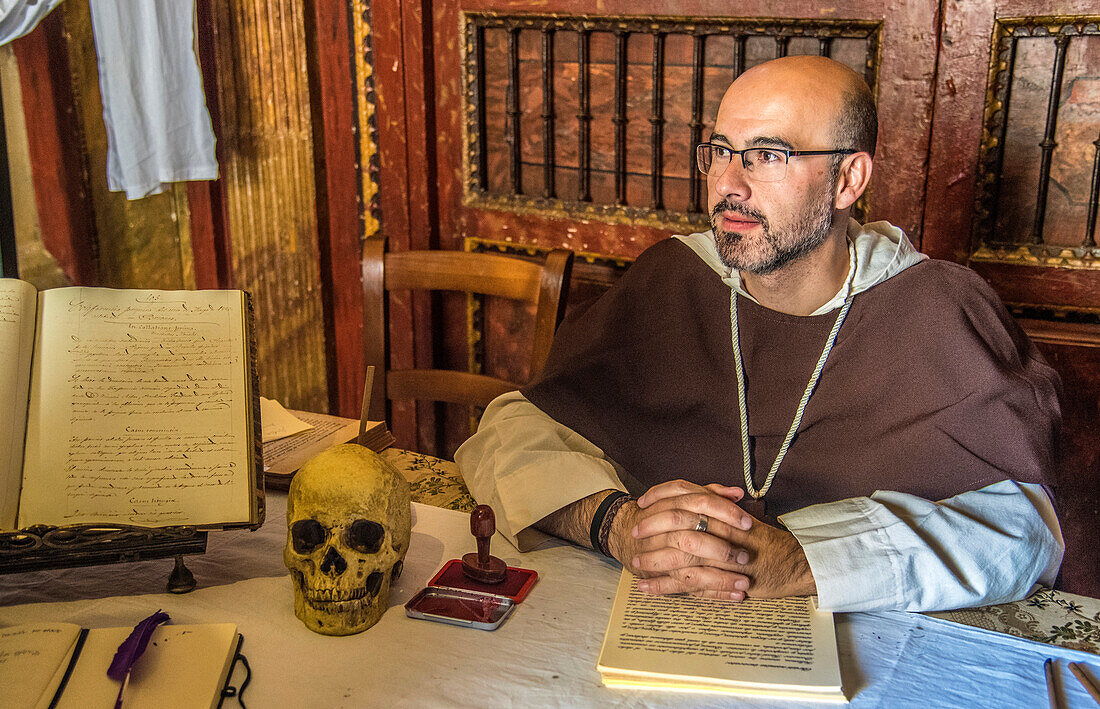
[305,586,371,603]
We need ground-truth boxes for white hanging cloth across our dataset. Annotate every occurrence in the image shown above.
[0,1,218,199]
[0,0,65,44]
[88,0,217,199]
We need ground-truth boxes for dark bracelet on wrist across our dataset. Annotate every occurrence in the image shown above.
[598,493,634,558]
[589,490,633,558]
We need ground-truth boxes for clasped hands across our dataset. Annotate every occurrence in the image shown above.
[606,480,816,600]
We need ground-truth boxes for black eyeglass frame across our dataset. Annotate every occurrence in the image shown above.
[696,143,857,176]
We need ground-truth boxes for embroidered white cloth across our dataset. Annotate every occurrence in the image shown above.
[0,497,1095,708]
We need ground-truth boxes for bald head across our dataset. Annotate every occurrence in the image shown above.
[727,56,877,158]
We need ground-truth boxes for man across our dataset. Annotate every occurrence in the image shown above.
[455,56,1063,612]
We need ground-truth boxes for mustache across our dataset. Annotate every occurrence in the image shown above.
[711,199,767,225]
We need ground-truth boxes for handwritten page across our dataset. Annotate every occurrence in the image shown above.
[0,622,83,709]
[18,287,252,528]
[597,569,844,700]
[259,397,313,443]
[0,279,38,530]
[261,409,363,475]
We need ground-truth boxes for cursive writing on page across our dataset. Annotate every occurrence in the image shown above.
[63,431,239,524]
[0,287,22,324]
[19,288,252,528]
[67,371,235,422]
[0,623,83,708]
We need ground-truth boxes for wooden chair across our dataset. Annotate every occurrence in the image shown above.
[362,238,574,445]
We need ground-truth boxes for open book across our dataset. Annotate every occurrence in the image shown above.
[0,279,263,531]
[597,569,846,702]
[260,401,394,489]
[0,621,241,709]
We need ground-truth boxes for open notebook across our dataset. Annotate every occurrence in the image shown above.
[0,621,242,709]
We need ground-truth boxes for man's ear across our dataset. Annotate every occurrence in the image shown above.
[833,152,873,210]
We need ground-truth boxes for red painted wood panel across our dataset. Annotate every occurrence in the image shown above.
[433,0,941,261]
[974,261,1100,313]
[1025,322,1100,598]
[189,0,233,291]
[400,0,446,451]
[370,0,430,446]
[11,12,97,286]
[305,0,366,418]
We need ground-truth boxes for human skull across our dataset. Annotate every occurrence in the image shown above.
[284,444,412,635]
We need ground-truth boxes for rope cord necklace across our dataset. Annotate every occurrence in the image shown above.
[730,269,856,500]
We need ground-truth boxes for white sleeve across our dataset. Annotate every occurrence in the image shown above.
[780,481,1064,612]
[456,394,1065,612]
[454,392,626,551]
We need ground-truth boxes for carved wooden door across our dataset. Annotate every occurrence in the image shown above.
[371,0,942,452]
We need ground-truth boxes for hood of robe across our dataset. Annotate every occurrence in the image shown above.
[675,218,928,315]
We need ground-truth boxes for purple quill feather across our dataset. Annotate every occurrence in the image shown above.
[107,610,171,681]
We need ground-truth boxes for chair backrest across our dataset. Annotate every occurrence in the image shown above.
[362,238,573,428]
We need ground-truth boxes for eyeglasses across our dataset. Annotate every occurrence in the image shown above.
[696,143,856,183]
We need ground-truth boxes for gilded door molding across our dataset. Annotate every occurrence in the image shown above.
[971,16,1100,271]
[352,0,383,241]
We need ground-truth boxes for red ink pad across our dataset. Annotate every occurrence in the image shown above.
[404,559,538,631]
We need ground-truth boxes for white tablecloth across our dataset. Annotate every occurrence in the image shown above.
[1,496,1097,708]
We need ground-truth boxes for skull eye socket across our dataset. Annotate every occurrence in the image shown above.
[291,519,327,554]
[346,519,385,554]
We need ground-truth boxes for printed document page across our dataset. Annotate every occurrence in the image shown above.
[598,569,844,700]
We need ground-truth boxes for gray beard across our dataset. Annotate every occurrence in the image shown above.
[711,189,835,276]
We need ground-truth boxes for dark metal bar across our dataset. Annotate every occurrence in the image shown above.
[577,29,592,202]
[818,37,833,57]
[1086,132,1100,248]
[776,35,790,58]
[473,25,488,191]
[613,31,628,205]
[733,35,746,78]
[507,27,522,195]
[650,33,665,210]
[688,34,707,213]
[988,34,1018,246]
[541,29,556,199]
[1030,34,1071,245]
[0,74,16,279]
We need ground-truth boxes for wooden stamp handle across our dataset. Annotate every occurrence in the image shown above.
[471,505,495,564]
